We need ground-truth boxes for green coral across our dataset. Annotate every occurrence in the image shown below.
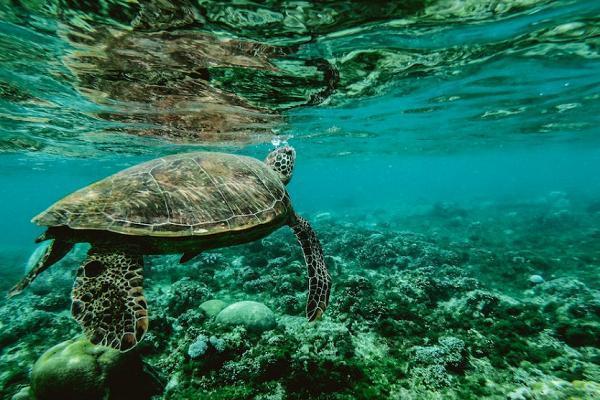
[30,338,161,400]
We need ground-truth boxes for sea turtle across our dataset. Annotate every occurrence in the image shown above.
[8,146,330,351]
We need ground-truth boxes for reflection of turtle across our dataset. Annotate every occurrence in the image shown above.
[67,28,282,143]
[67,28,337,143]
[9,146,330,352]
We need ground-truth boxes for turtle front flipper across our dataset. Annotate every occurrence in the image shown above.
[71,248,148,352]
[290,213,331,321]
[8,239,74,298]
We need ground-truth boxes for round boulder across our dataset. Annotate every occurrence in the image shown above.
[30,338,161,400]
[199,299,229,318]
[216,301,276,332]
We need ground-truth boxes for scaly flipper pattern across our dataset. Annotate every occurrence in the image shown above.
[7,239,73,298]
[290,214,331,321]
[71,248,148,352]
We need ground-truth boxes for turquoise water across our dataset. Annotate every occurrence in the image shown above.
[1,1,600,399]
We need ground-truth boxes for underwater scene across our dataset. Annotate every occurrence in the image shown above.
[1,0,600,399]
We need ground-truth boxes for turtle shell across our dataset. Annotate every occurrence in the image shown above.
[33,152,291,237]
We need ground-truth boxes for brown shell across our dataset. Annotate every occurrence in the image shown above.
[33,152,290,237]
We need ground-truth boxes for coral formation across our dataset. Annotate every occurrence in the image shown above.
[1,198,600,399]
[29,338,161,400]
[216,301,277,333]
[199,300,229,318]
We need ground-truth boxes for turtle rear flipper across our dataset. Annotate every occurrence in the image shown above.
[8,239,74,298]
[290,214,331,321]
[71,248,148,352]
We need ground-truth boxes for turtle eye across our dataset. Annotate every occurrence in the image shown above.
[281,146,296,161]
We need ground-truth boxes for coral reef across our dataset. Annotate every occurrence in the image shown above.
[1,197,599,399]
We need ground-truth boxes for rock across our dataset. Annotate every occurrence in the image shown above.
[30,338,162,400]
[216,301,276,332]
[199,299,229,318]
[529,274,545,285]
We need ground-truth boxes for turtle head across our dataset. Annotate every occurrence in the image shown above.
[265,146,296,185]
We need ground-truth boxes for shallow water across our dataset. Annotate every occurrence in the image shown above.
[1,1,600,399]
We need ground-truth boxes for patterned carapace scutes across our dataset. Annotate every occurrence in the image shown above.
[34,152,290,237]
